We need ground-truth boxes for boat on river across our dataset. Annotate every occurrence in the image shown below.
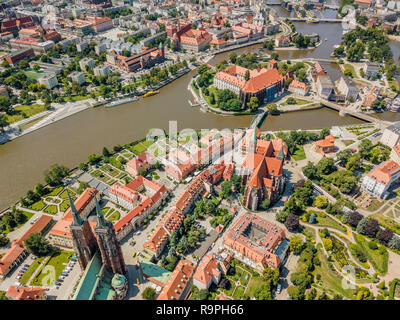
[143,90,160,98]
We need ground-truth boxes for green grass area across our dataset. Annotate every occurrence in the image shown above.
[342,140,355,146]
[63,95,91,102]
[282,98,311,106]
[31,250,74,286]
[316,215,347,233]
[107,211,120,222]
[389,79,399,92]
[30,199,46,211]
[19,256,46,285]
[232,285,246,299]
[48,187,64,197]
[314,244,355,299]
[43,205,58,215]
[371,213,400,235]
[130,143,147,155]
[292,145,306,161]
[343,64,357,78]
[365,200,384,212]
[6,104,48,124]
[354,233,388,276]
[23,69,44,80]
[59,200,70,212]
[101,164,120,177]
[141,140,154,148]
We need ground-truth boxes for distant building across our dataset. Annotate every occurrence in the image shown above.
[79,57,95,72]
[288,80,309,96]
[38,73,58,89]
[316,75,334,99]
[361,160,400,199]
[338,76,359,101]
[76,41,89,52]
[125,151,154,177]
[380,122,400,147]
[179,29,212,52]
[364,62,380,78]
[275,34,291,47]
[3,48,35,66]
[355,0,372,8]
[95,43,107,55]
[70,71,86,85]
[93,65,110,77]
[223,212,288,272]
[314,134,335,155]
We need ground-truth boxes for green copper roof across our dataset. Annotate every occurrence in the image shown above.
[73,251,103,300]
[68,189,82,226]
[111,273,127,289]
[138,254,171,286]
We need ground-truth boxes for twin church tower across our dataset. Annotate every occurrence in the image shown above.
[67,191,126,275]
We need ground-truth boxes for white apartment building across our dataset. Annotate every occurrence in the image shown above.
[361,160,400,199]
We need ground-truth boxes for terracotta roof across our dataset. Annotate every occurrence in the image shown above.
[193,254,221,286]
[157,259,195,300]
[242,68,283,93]
[367,160,400,185]
[6,286,45,300]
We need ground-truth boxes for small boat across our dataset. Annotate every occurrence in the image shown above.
[104,97,139,108]
[325,38,327,41]
[143,90,159,98]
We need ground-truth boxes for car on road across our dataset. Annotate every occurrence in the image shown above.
[132,252,136,257]
[276,283,282,294]
[16,275,21,280]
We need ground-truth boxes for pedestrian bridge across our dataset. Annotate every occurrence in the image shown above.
[317,98,392,127]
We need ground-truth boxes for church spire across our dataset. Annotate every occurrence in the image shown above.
[68,189,82,226]
[94,195,107,228]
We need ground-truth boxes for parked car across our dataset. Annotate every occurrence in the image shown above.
[276,283,282,294]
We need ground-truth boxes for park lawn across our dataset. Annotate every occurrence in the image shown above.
[141,140,154,148]
[23,69,44,80]
[19,256,46,285]
[245,275,264,298]
[341,140,355,146]
[48,187,64,197]
[31,250,74,286]
[59,200,71,212]
[389,79,399,91]
[108,211,120,222]
[353,233,388,275]
[370,213,400,235]
[292,145,306,161]
[6,104,48,124]
[365,199,385,212]
[282,98,310,106]
[64,94,91,102]
[130,143,147,155]
[232,285,246,300]
[237,267,251,287]
[30,199,46,211]
[222,278,236,297]
[43,205,58,215]
[316,215,347,233]
[314,244,355,299]
[344,64,357,78]
[101,164,120,177]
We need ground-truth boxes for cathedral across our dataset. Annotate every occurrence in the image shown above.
[68,191,126,275]
[240,132,288,211]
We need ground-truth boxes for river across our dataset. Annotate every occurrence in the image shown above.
[0,8,387,211]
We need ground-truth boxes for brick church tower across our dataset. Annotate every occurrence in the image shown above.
[68,191,97,271]
[93,196,126,275]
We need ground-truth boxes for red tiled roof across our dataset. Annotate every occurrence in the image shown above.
[6,286,45,300]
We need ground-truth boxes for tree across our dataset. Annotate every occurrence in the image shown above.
[0,114,9,132]
[267,103,279,115]
[364,219,380,238]
[24,233,53,257]
[260,198,270,210]
[0,236,10,247]
[323,238,333,251]
[355,286,374,300]
[316,157,335,176]
[289,235,304,254]
[44,164,69,186]
[388,234,400,250]
[78,162,88,171]
[349,211,363,228]
[244,70,250,81]
[303,162,318,180]
[142,287,156,300]
[263,267,280,286]
[337,149,353,167]
[356,218,369,234]
[34,183,45,196]
[378,228,394,246]
[220,180,232,199]
[313,196,328,209]
[285,214,300,232]
[247,97,259,112]
[309,213,317,224]
[287,285,305,300]
[102,147,110,157]
[359,139,372,159]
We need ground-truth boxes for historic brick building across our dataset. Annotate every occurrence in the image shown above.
[241,135,288,210]
[69,191,126,274]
